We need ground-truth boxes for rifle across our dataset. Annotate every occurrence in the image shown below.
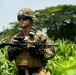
[0,36,58,51]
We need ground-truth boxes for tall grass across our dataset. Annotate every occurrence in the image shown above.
[46,39,76,75]
[0,47,16,75]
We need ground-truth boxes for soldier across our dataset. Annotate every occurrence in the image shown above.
[6,8,56,75]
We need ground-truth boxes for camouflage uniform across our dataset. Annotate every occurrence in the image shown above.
[6,8,56,75]
[9,28,55,75]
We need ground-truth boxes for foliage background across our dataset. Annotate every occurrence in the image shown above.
[0,5,76,75]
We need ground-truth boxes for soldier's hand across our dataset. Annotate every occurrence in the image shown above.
[7,47,21,61]
[28,47,40,56]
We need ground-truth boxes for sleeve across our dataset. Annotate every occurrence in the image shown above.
[39,33,56,60]
[5,34,20,61]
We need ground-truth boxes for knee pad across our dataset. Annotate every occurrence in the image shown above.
[38,67,52,75]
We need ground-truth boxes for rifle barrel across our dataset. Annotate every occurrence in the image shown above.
[0,42,12,45]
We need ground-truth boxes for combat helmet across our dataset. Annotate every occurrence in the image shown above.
[18,8,37,22]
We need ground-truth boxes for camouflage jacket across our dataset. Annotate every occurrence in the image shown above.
[7,28,56,68]
[11,28,56,60]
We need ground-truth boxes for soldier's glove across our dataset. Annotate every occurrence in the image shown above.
[7,47,21,61]
[28,47,40,57]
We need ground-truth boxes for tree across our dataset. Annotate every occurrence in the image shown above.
[34,5,76,41]
[1,5,76,41]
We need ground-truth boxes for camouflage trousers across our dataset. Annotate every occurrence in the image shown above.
[14,67,52,75]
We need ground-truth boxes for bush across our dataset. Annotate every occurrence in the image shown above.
[46,39,76,75]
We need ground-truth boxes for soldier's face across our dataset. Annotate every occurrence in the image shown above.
[19,19,33,28]
[18,15,33,28]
